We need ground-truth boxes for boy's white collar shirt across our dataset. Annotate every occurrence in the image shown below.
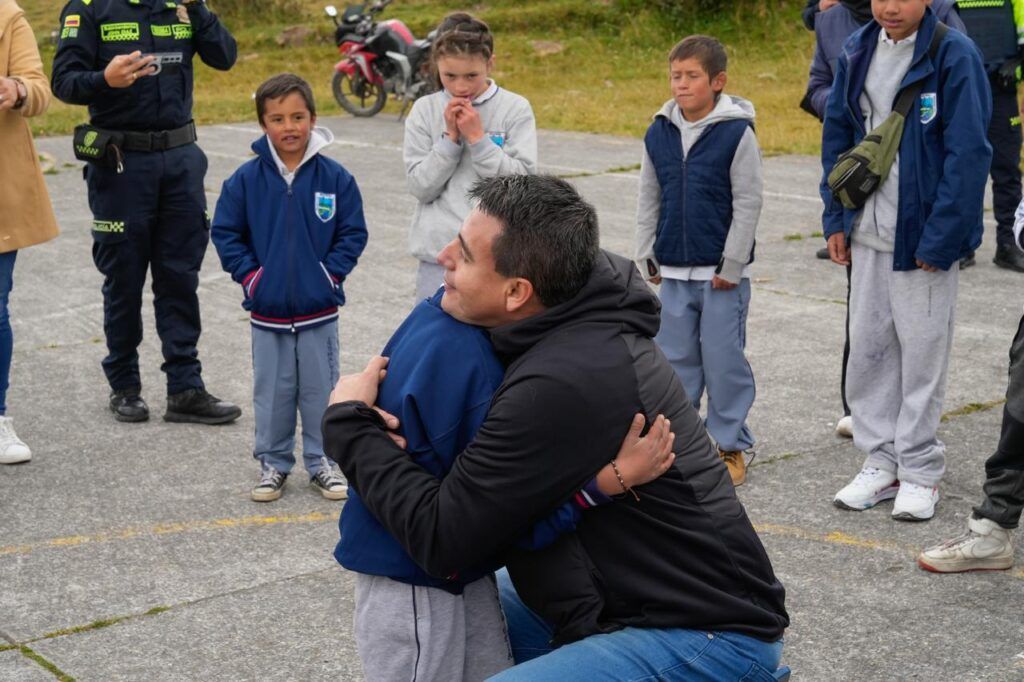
[267,126,335,186]
[880,29,918,47]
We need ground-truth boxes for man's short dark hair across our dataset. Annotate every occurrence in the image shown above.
[668,35,727,78]
[468,175,599,307]
[255,73,316,123]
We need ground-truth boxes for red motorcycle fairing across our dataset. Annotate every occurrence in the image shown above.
[378,19,413,45]
[335,50,381,83]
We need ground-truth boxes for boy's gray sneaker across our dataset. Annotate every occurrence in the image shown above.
[311,458,348,500]
[252,466,288,502]
[917,516,1015,573]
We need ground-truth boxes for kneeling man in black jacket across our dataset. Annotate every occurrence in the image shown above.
[325,175,789,680]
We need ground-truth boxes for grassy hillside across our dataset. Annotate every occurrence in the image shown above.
[22,0,820,154]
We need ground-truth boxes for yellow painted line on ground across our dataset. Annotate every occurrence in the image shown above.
[3,514,1020,581]
[0,511,340,557]
[755,523,901,552]
[756,523,1024,581]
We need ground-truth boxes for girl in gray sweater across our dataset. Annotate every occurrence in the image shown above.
[403,16,538,300]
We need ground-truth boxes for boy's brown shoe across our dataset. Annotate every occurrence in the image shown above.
[718,448,747,487]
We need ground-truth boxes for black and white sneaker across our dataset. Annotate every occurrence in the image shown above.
[251,466,288,502]
[311,458,348,500]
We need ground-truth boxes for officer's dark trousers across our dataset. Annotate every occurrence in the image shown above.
[974,313,1024,529]
[988,80,1023,248]
[85,144,209,395]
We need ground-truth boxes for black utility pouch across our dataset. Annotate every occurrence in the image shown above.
[73,124,125,173]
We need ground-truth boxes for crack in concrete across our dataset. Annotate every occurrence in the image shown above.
[17,645,75,681]
[16,566,336,650]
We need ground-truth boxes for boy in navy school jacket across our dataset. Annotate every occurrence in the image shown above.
[212,73,368,502]
[821,3,991,521]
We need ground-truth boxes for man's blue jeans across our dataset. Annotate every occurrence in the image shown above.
[489,569,784,681]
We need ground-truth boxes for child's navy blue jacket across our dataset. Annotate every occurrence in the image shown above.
[212,133,368,332]
[819,10,992,271]
[334,292,606,594]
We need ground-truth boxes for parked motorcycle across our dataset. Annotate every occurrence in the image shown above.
[325,1,435,118]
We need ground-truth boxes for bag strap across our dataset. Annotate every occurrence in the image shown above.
[893,22,949,118]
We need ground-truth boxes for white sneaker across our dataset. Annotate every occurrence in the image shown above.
[0,416,30,464]
[834,467,899,510]
[892,482,939,521]
[835,415,853,438]
[917,516,1015,572]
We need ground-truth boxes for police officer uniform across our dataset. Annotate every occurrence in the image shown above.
[52,0,241,424]
[957,0,1024,271]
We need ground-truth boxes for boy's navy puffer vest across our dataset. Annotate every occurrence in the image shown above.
[645,117,752,268]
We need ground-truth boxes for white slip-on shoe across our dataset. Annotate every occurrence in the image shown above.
[892,482,939,522]
[917,516,1015,572]
[834,467,899,511]
[0,416,31,464]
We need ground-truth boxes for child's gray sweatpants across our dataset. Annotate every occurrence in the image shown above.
[354,572,514,682]
[251,321,339,476]
[847,242,958,487]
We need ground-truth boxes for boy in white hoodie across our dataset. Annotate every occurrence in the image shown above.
[635,35,763,487]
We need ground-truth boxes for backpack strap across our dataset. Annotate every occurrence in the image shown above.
[893,22,949,118]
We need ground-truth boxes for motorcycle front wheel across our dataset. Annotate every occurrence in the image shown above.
[332,69,387,117]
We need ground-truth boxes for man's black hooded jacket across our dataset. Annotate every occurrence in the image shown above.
[324,251,788,644]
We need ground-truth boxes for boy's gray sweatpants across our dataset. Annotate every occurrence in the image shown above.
[251,322,339,476]
[354,573,514,682]
[847,242,958,487]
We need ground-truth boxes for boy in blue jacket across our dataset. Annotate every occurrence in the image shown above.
[212,73,368,502]
[821,2,991,521]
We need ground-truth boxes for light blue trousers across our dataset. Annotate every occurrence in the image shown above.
[655,278,755,452]
[251,322,339,477]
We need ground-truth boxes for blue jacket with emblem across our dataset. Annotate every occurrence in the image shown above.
[52,0,237,131]
[211,128,368,333]
[820,9,992,271]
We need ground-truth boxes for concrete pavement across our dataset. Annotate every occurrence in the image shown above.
[1,114,1022,680]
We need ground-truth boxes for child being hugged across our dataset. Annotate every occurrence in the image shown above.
[212,73,368,502]
[635,35,763,488]
[404,14,537,301]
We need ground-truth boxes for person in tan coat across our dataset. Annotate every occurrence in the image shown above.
[0,0,59,464]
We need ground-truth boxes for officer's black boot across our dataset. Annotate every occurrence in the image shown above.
[164,388,242,425]
[110,389,150,423]
[993,245,1024,273]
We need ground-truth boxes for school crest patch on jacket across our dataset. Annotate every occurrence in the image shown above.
[315,192,336,222]
[920,93,937,124]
